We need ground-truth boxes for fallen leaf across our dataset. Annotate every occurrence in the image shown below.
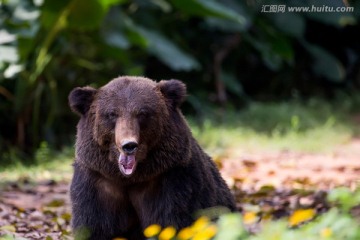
[0,224,16,232]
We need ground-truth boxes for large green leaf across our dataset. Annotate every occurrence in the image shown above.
[150,0,172,12]
[204,0,250,32]
[263,50,283,71]
[135,27,200,71]
[101,8,130,49]
[205,17,247,32]
[305,43,345,82]
[40,0,70,28]
[104,9,148,48]
[246,29,294,71]
[100,0,127,8]
[17,37,36,61]
[102,30,130,49]
[270,35,294,63]
[41,0,126,30]
[272,12,305,38]
[220,70,245,98]
[67,0,106,30]
[171,0,245,24]
[119,13,200,71]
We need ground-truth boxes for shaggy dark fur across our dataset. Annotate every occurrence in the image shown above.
[69,76,236,240]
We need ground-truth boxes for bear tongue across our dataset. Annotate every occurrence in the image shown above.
[118,154,136,176]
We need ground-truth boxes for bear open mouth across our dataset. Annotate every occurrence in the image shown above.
[118,153,136,176]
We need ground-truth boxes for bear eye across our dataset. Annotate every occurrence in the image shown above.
[106,111,118,120]
[137,109,150,118]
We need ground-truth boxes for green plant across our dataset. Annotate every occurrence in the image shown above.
[191,100,356,154]
[34,141,51,164]
[143,187,360,240]
[0,0,359,160]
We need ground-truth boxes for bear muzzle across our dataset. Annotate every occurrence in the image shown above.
[118,141,138,176]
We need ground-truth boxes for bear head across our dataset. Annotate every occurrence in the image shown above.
[69,76,187,177]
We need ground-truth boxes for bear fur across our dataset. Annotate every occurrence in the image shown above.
[69,76,236,240]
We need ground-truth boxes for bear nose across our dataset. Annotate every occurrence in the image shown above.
[122,141,138,154]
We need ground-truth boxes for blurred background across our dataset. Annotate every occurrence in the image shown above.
[2,1,360,238]
[0,0,360,164]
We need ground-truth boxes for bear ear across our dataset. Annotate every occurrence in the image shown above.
[158,79,187,108]
[69,87,97,115]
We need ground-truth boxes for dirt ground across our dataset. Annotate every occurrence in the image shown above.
[222,138,360,191]
[1,139,360,239]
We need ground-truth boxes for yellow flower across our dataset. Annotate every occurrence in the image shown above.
[177,227,194,240]
[243,212,258,225]
[144,224,162,238]
[192,225,217,240]
[191,217,210,232]
[320,228,333,238]
[159,226,176,240]
[288,209,316,227]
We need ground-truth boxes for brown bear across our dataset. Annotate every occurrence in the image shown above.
[68,76,236,240]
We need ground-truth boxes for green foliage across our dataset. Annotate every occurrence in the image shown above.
[0,0,359,159]
[304,42,345,83]
[328,187,360,212]
[144,187,360,240]
[0,147,73,182]
[171,0,246,23]
[214,213,244,239]
[191,99,356,154]
[73,226,91,240]
[34,141,51,164]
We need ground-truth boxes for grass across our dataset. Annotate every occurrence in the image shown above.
[1,98,359,182]
[191,99,358,156]
[0,147,73,182]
